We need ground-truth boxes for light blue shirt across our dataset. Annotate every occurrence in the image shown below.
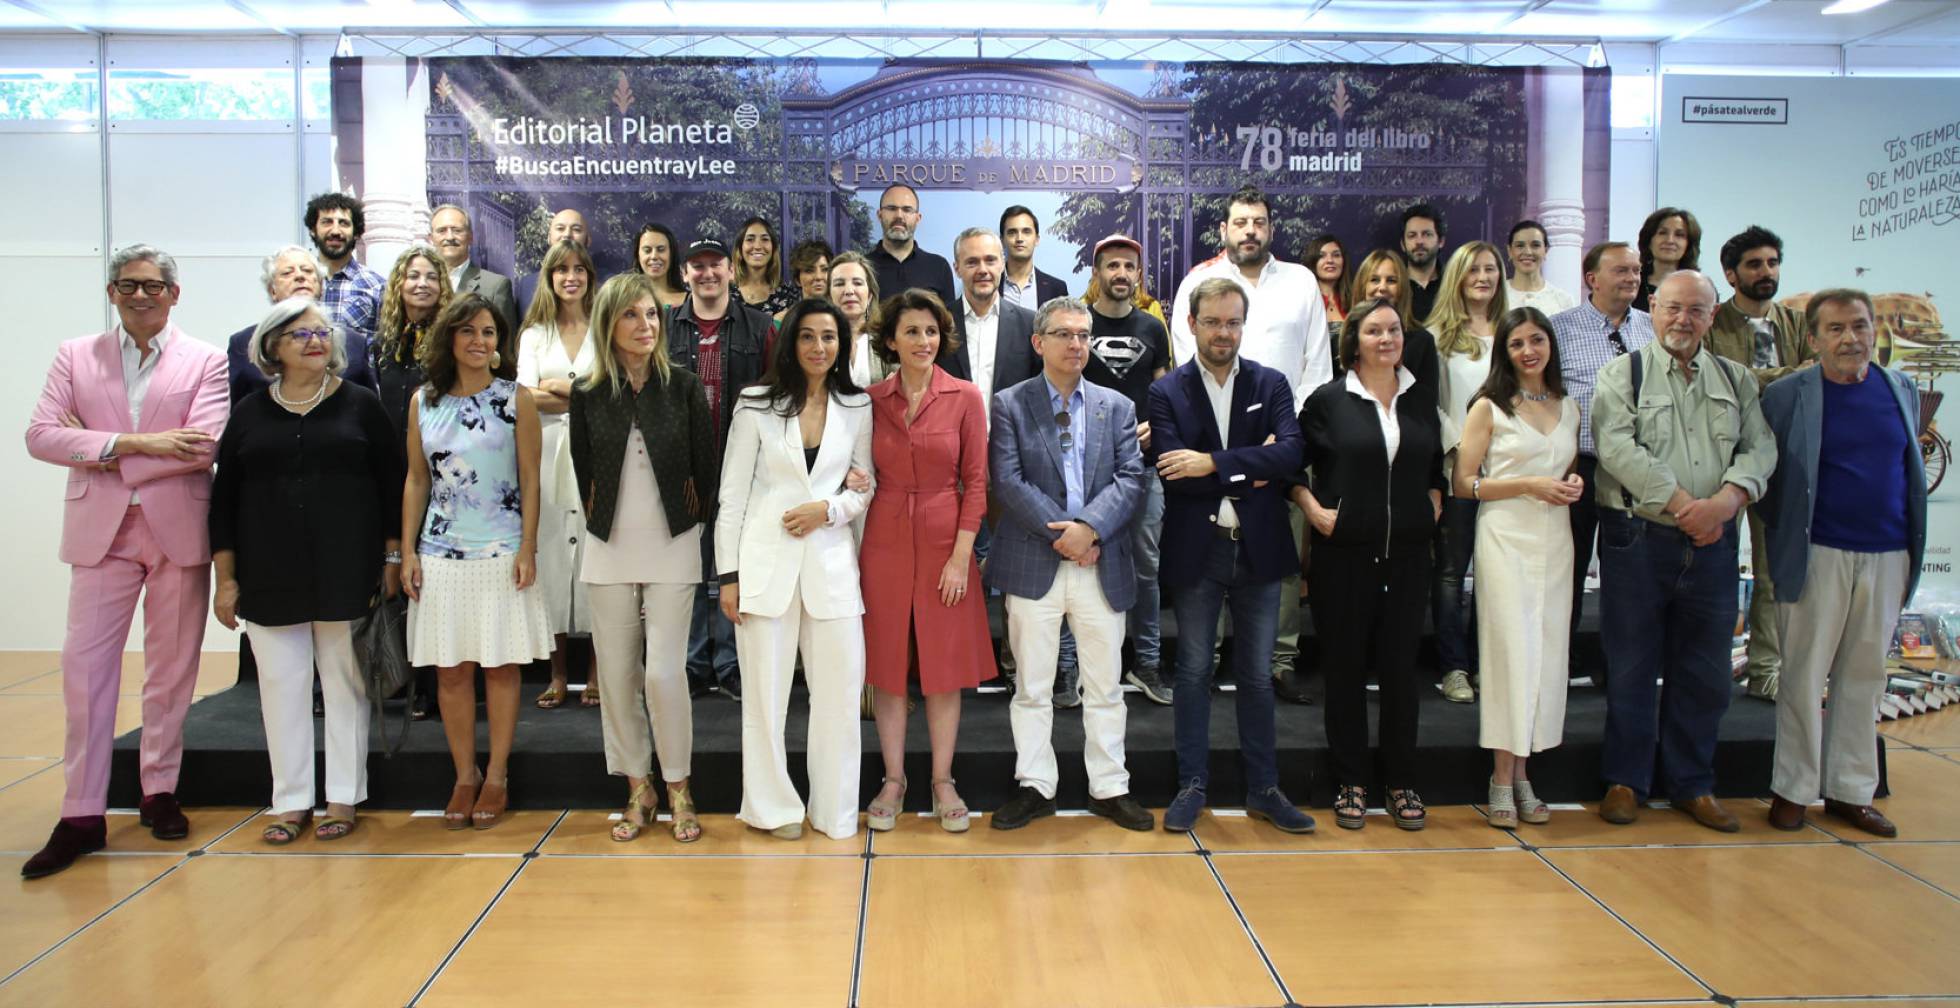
[1045,375,1087,515]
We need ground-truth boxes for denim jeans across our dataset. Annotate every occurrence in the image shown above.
[687,583,739,688]
[1431,495,1479,676]
[1598,510,1739,801]
[1169,534,1281,794]
[1127,475,1165,669]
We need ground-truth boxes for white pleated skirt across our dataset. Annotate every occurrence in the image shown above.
[408,554,555,669]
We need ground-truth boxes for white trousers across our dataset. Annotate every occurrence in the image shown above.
[589,582,695,781]
[244,620,367,812]
[1773,545,1908,805]
[734,582,866,839]
[1006,561,1129,800]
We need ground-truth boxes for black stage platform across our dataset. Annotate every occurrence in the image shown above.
[112,672,1777,814]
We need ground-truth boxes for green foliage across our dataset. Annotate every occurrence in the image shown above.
[108,72,294,120]
[0,80,96,120]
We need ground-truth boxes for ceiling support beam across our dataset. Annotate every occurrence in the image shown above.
[1665,0,1775,44]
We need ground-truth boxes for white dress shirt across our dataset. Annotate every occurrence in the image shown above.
[1345,366,1417,465]
[110,323,168,503]
[449,260,472,291]
[1170,254,1329,414]
[963,295,1001,424]
[1201,357,1242,529]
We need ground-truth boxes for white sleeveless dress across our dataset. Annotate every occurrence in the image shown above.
[1474,396,1579,755]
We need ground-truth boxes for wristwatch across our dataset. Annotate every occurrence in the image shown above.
[383,550,402,565]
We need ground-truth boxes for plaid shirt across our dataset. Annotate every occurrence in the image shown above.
[321,258,385,346]
[1552,298,1655,456]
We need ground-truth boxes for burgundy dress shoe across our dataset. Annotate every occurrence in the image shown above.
[139,792,190,841]
[1673,794,1741,833]
[1767,795,1807,831]
[1599,784,1640,825]
[1823,799,1897,838]
[22,818,107,879]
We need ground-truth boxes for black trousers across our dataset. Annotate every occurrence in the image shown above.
[1310,543,1431,789]
[1568,453,1601,681]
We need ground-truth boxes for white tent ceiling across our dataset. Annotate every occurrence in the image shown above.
[5,0,1958,44]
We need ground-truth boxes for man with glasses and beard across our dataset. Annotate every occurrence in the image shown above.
[1551,241,1655,688]
[1708,226,1813,702]
[305,192,384,347]
[1590,270,1776,833]
[866,183,956,309]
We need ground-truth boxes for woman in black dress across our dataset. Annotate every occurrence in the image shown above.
[210,297,404,844]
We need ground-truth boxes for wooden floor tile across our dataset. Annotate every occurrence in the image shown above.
[420,856,861,1007]
[1194,804,1522,852]
[205,809,560,855]
[872,811,1196,855]
[0,854,514,1008]
[0,653,240,699]
[1216,849,1703,1004]
[1869,842,1960,898]
[1812,749,1960,842]
[0,769,252,855]
[1522,799,1835,846]
[0,760,57,792]
[1882,707,1960,747]
[0,853,179,978]
[1545,844,1960,997]
[858,854,1276,1008]
[541,811,863,855]
[0,694,141,759]
[1749,1001,1960,1007]
[0,654,57,691]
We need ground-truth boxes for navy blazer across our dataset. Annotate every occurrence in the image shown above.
[1147,356,1303,586]
[225,323,378,407]
[984,374,1144,609]
[945,297,1041,394]
[1759,365,1925,607]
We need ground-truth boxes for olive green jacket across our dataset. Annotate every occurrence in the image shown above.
[1708,300,1811,387]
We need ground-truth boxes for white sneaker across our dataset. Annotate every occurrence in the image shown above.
[1439,669,1476,703]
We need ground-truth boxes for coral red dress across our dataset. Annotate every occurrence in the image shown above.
[860,365,998,695]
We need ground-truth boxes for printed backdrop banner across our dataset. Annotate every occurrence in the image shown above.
[331,56,1610,307]
[1659,75,1960,596]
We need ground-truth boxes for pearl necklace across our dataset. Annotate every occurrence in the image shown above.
[271,375,330,413]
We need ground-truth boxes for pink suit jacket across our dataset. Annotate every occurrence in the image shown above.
[25,324,230,567]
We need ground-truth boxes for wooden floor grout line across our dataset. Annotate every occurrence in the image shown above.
[0,854,191,991]
[847,830,873,1008]
[1845,839,1960,903]
[0,759,61,796]
[402,818,560,1008]
[1193,849,1295,1007]
[1525,846,1718,1000]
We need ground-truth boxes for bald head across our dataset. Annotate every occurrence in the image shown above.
[549,209,589,248]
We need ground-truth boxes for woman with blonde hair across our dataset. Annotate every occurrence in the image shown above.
[372,243,454,437]
[570,273,719,843]
[516,239,599,709]
[1426,240,1509,705]
[1336,250,1438,399]
[827,251,888,387]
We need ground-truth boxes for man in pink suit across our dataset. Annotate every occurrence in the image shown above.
[21,245,228,879]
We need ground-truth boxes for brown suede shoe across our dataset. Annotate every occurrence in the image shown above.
[1599,785,1639,825]
[1823,799,1897,838]
[1767,795,1806,831]
[1673,794,1740,833]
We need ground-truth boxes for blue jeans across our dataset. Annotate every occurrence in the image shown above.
[1598,511,1739,801]
[1431,496,1478,675]
[1169,533,1281,794]
[1127,475,1165,669]
[687,584,738,688]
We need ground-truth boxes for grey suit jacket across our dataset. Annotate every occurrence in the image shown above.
[457,263,521,343]
[983,374,1144,610]
[1759,364,1925,606]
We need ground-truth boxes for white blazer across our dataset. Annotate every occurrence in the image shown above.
[716,387,875,620]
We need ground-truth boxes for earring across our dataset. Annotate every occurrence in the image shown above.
[490,350,503,369]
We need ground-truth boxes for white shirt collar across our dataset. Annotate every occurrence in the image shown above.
[1200,356,1241,389]
[118,323,168,354]
[1343,365,1416,399]
[963,296,998,323]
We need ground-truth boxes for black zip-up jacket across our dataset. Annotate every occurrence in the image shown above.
[1297,374,1446,556]
[666,297,774,436]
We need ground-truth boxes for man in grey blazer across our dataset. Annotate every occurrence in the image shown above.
[985,297,1151,831]
[430,204,521,340]
[1758,288,1923,838]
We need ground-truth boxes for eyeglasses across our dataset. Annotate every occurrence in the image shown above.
[113,279,170,295]
[282,328,333,345]
[1043,329,1092,344]
[1055,410,1073,452]
[1606,327,1628,356]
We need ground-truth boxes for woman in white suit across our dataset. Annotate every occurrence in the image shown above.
[719,298,876,840]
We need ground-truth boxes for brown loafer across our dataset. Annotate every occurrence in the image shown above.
[1767,795,1807,831]
[1673,794,1740,833]
[1599,784,1640,825]
[1823,799,1897,838]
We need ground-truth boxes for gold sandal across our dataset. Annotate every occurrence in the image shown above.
[611,781,654,842]
[262,812,312,845]
[314,815,358,841]
[534,686,567,709]
[668,781,702,843]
